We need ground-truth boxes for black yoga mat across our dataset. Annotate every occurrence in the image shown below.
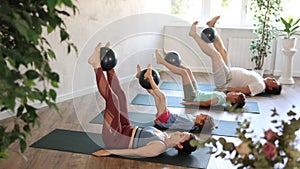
[131,94,260,114]
[90,111,238,137]
[31,129,212,169]
[159,81,271,97]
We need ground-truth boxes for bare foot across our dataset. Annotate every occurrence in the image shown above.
[88,42,102,69]
[136,64,142,78]
[155,49,164,65]
[162,48,168,55]
[206,16,220,27]
[144,64,153,80]
[189,21,198,38]
[105,41,110,47]
[92,149,111,157]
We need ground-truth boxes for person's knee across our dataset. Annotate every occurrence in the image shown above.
[180,69,189,77]
[186,67,193,74]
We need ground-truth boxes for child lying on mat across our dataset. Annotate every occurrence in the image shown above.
[155,49,246,109]
[89,42,197,158]
[136,64,215,134]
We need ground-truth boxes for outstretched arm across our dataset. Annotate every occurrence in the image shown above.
[92,141,166,157]
[181,98,219,107]
[226,86,251,95]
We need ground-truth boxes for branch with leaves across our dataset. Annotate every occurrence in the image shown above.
[0,0,78,160]
[192,106,300,169]
[250,0,282,70]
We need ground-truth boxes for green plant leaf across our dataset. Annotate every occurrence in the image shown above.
[47,49,56,59]
[60,29,69,41]
[49,89,57,100]
[62,0,73,7]
[47,0,59,13]
[20,138,27,153]
[25,70,39,80]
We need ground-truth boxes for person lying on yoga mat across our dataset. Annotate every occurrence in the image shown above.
[189,16,282,96]
[89,42,197,157]
[136,64,216,133]
[155,49,246,109]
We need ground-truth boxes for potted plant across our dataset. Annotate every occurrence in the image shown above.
[249,0,282,73]
[279,17,300,50]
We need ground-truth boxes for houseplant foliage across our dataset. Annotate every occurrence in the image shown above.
[250,0,282,70]
[280,17,300,39]
[193,107,300,169]
[279,16,300,50]
[0,0,77,160]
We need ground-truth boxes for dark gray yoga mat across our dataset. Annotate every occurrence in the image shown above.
[160,81,271,97]
[131,94,260,114]
[90,111,238,137]
[30,129,212,169]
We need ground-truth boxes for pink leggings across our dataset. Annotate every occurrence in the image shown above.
[95,68,134,149]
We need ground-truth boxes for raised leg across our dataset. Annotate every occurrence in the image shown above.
[207,16,230,65]
[107,69,130,126]
[178,65,198,90]
[189,21,227,72]
[143,64,167,116]
[155,50,192,85]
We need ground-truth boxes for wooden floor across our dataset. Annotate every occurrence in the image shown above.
[0,71,300,169]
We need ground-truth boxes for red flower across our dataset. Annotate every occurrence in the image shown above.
[264,129,278,142]
[262,142,277,160]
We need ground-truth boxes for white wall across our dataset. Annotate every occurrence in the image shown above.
[47,0,174,102]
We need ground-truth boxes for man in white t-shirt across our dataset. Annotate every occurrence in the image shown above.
[188,16,282,96]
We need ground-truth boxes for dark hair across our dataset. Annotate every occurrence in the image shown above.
[265,84,282,95]
[231,93,246,108]
[175,134,197,154]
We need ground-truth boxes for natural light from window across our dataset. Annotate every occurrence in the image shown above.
[169,0,300,28]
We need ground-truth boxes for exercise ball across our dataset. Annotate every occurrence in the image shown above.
[164,51,181,67]
[100,47,117,71]
[201,27,216,43]
[139,69,160,89]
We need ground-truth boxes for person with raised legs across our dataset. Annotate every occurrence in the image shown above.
[136,64,216,133]
[89,42,197,157]
[155,49,246,109]
[189,16,282,96]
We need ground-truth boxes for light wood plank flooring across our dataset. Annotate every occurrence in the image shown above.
[0,72,299,169]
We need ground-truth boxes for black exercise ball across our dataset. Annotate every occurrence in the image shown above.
[201,27,216,43]
[164,51,181,67]
[138,69,160,89]
[100,47,117,71]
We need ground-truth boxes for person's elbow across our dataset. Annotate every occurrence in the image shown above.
[200,101,211,107]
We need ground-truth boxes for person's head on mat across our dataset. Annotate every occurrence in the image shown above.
[175,133,197,154]
[194,113,215,130]
[264,77,282,95]
[226,92,246,108]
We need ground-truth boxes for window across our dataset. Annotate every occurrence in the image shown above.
[169,0,300,27]
[170,0,249,26]
[281,0,300,19]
